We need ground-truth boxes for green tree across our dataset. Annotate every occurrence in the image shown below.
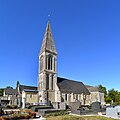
[98,84,108,103]
[105,95,112,104]
[98,84,107,95]
[6,86,13,89]
[114,91,120,105]
[98,85,120,105]
[108,89,117,103]
[107,88,120,105]
[0,89,4,96]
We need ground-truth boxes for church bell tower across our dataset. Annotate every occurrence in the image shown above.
[38,21,57,104]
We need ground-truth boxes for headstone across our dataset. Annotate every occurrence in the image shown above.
[52,102,66,110]
[106,107,120,119]
[91,102,101,112]
[69,100,81,114]
[60,102,66,110]
[52,102,59,109]
[115,106,120,112]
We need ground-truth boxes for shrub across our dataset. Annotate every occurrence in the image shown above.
[6,105,17,109]
[23,109,36,118]
[0,109,36,120]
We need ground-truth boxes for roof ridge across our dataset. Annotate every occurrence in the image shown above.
[58,77,82,83]
[20,84,37,87]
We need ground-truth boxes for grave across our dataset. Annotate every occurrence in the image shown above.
[69,101,103,115]
[91,102,101,112]
[69,100,81,114]
[52,102,66,110]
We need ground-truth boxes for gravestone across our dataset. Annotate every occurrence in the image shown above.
[60,102,66,110]
[52,102,59,109]
[52,102,66,110]
[69,100,81,114]
[91,102,101,112]
[106,107,120,119]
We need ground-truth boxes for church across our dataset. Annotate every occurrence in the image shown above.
[1,21,105,108]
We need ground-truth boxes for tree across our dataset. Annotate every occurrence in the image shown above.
[108,89,117,103]
[105,95,112,104]
[98,84,108,103]
[107,88,120,105]
[98,84,107,95]
[115,92,120,105]
[98,85,120,105]
[6,86,13,89]
[16,81,20,89]
[0,89,4,96]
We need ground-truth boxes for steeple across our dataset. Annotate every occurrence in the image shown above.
[40,21,57,55]
[38,21,58,104]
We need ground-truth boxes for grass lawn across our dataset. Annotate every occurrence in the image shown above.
[46,115,118,120]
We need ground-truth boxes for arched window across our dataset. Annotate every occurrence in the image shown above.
[48,55,52,70]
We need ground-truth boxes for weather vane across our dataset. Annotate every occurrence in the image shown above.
[48,14,50,17]
[48,14,51,20]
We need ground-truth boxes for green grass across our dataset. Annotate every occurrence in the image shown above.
[46,115,118,120]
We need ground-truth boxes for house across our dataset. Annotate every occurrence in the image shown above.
[0,88,18,106]
[16,81,38,108]
[86,85,105,105]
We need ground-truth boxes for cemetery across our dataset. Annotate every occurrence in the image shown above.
[0,100,118,120]
[0,84,118,120]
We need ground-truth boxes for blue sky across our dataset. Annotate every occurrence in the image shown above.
[0,0,120,91]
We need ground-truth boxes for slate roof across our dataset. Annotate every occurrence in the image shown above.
[57,77,90,95]
[23,89,38,93]
[4,88,18,95]
[19,84,38,92]
[85,85,103,93]
[40,21,57,55]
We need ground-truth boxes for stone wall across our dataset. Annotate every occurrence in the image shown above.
[48,90,55,103]
[88,92,105,105]
[25,92,38,104]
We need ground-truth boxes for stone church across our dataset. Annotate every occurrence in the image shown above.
[37,21,105,106]
[38,21,91,104]
[1,21,105,108]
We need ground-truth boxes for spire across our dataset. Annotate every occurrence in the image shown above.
[40,21,57,55]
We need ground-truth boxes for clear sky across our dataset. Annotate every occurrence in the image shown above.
[0,0,120,91]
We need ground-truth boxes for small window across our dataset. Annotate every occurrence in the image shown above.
[30,94,32,98]
[76,94,78,100]
[73,94,75,99]
[65,94,67,101]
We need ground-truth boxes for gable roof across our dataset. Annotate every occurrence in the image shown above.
[57,77,90,95]
[85,85,103,93]
[4,88,18,95]
[19,85,38,92]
